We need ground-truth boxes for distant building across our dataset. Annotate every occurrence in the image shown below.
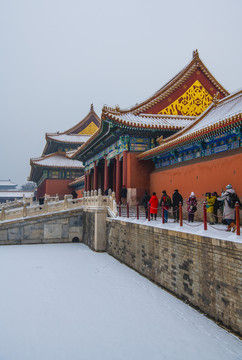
[29,105,101,199]
[0,180,17,190]
[0,179,34,203]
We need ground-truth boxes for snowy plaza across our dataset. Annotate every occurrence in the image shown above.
[0,243,241,360]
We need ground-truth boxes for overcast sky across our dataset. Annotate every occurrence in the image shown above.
[0,0,241,188]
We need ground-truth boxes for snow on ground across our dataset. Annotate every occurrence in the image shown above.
[0,243,241,360]
[116,216,242,243]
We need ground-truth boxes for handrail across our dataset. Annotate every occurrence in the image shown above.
[0,189,117,223]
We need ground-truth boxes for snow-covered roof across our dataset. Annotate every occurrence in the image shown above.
[138,89,242,159]
[47,134,91,144]
[31,153,83,169]
[0,180,17,187]
[184,90,242,136]
[104,111,195,130]
[0,191,34,198]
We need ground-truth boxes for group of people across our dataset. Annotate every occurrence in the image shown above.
[141,189,184,222]
[141,184,241,232]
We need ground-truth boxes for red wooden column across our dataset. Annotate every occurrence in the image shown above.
[84,172,87,191]
[104,156,109,192]
[116,154,121,203]
[87,171,90,192]
[122,151,128,187]
[94,161,98,191]
[112,159,116,193]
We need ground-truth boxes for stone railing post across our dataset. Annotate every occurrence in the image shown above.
[112,191,117,213]
[64,195,68,210]
[44,199,48,213]
[55,194,59,202]
[1,206,5,221]
[23,202,27,217]
[97,189,102,206]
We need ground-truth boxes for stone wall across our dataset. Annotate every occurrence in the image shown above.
[106,219,242,336]
[0,209,83,245]
[82,208,108,251]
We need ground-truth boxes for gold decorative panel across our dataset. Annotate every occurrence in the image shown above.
[159,80,213,116]
[78,122,98,135]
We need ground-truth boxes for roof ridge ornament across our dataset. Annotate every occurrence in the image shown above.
[212,92,220,107]
[193,49,199,60]
[90,103,94,112]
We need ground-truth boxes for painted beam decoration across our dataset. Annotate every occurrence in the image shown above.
[153,128,241,169]
[36,169,83,186]
[84,135,154,171]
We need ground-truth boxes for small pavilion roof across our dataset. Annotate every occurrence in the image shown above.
[31,151,84,169]
[0,180,17,187]
[137,89,242,160]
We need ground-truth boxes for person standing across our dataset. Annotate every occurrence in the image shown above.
[172,189,183,222]
[120,185,127,205]
[212,192,219,224]
[206,192,216,225]
[160,190,171,223]
[141,191,150,219]
[187,192,197,222]
[149,192,158,220]
[217,184,237,232]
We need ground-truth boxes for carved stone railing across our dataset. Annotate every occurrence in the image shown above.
[0,195,34,211]
[0,189,117,222]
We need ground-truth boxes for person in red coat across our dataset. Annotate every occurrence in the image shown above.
[149,192,159,220]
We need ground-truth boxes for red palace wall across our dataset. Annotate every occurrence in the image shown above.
[127,152,155,189]
[127,152,155,201]
[149,151,242,201]
[37,179,75,199]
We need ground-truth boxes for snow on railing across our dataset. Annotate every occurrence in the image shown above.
[0,189,117,222]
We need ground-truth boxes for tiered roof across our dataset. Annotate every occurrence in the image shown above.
[42,104,100,155]
[73,51,229,162]
[137,89,242,160]
[29,151,84,184]
[115,50,229,115]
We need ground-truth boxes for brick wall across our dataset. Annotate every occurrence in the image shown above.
[106,219,242,335]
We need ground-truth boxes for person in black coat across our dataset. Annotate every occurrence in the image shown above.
[141,191,150,218]
[172,189,183,222]
[120,185,127,204]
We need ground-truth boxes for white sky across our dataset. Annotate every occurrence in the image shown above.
[0,0,242,187]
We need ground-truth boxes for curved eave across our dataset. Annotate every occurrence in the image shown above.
[138,115,242,160]
[71,120,110,160]
[30,163,84,169]
[64,109,101,134]
[46,137,86,145]
[103,113,185,132]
